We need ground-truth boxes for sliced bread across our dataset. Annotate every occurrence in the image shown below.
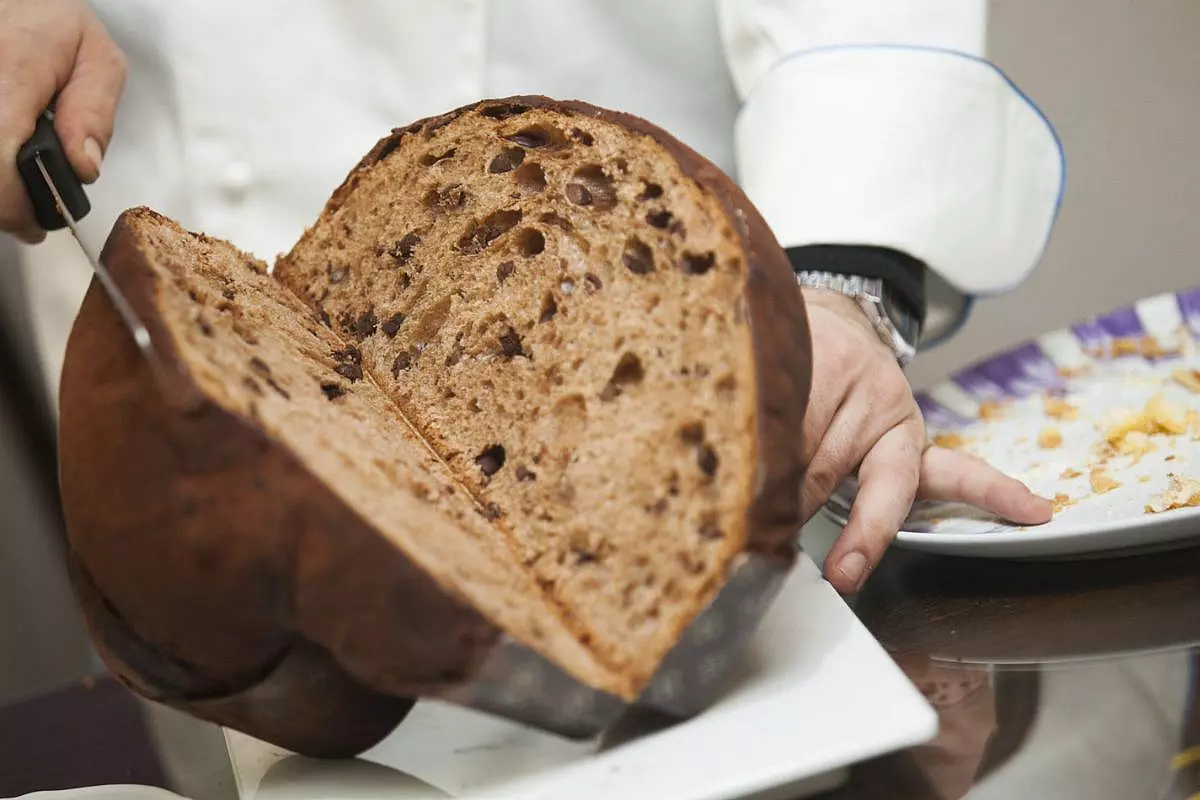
[58,96,811,757]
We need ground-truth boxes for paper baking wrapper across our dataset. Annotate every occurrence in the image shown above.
[436,551,793,737]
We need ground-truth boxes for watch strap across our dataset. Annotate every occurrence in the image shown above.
[786,245,927,323]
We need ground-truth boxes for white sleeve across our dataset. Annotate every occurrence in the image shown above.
[717,0,1065,298]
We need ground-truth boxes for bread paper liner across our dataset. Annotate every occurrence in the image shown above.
[435,551,792,737]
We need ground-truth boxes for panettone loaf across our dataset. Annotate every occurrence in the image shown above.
[58,96,811,757]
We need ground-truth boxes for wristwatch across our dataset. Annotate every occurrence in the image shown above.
[796,270,922,366]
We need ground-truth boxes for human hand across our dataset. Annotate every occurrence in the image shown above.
[0,0,125,243]
[801,288,1053,594]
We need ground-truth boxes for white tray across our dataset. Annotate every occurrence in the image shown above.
[224,554,936,800]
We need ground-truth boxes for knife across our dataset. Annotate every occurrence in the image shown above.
[17,109,179,387]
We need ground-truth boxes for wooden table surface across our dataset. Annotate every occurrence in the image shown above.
[3,539,1198,800]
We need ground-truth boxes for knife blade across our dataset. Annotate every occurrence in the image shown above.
[18,109,161,366]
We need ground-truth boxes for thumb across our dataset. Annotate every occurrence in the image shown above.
[52,17,126,184]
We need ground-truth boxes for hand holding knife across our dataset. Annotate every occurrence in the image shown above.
[17,109,160,367]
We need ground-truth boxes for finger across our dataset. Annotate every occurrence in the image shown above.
[12,226,47,245]
[0,19,80,232]
[918,446,1053,525]
[799,398,860,520]
[54,17,126,183]
[800,374,915,520]
[823,419,924,595]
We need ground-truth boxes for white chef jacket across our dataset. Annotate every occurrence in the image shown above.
[18,0,1064,403]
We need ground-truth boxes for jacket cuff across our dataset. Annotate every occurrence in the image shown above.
[735,45,1065,298]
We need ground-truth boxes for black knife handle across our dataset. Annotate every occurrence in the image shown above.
[16,110,91,230]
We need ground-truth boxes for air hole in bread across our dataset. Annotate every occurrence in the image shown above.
[539,293,558,323]
[495,261,515,284]
[622,237,654,275]
[584,273,602,292]
[678,422,704,444]
[488,148,526,174]
[420,148,456,167]
[538,211,572,231]
[504,124,568,150]
[565,166,616,211]
[516,229,545,257]
[569,128,595,146]
[696,445,719,478]
[681,251,715,276]
[479,102,530,120]
[599,352,644,401]
[646,210,673,229]
[513,163,547,193]
[698,517,724,540]
[475,444,507,477]
[638,182,664,201]
[458,209,522,254]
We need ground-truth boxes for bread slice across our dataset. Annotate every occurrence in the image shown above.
[59,97,811,757]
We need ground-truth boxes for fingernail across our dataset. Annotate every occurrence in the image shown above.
[83,137,104,179]
[836,551,868,592]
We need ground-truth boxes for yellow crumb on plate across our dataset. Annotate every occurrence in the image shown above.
[1089,467,1121,495]
[1171,368,1200,393]
[1038,428,1063,449]
[1043,396,1079,420]
[1105,335,1181,360]
[1100,394,1189,445]
[1051,493,1076,513]
[1060,467,1083,479]
[1144,474,1200,514]
[978,401,1006,421]
[933,432,966,450]
[1057,365,1091,379]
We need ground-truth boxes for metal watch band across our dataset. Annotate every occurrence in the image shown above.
[795,270,920,366]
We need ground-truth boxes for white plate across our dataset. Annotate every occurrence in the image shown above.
[224,554,936,800]
[836,288,1200,560]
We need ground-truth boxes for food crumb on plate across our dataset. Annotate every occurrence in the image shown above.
[979,401,1006,421]
[1171,368,1200,393]
[1038,427,1063,449]
[933,432,966,450]
[1089,467,1121,495]
[1052,493,1076,513]
[1043,396,1079,420]
[1144,473,1200,514]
